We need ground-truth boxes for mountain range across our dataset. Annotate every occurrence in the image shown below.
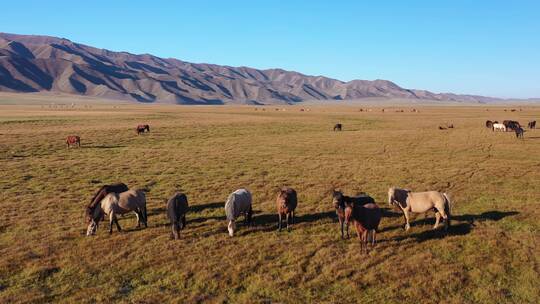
[0,32,508,104]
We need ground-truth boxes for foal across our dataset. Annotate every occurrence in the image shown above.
[276,187,297,231]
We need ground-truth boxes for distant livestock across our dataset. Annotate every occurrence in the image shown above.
[388,187,451,231]
[224,189,253,236]
[492,123,506,132]
[167,192,189,239]
[334,123,342,131]
[503,120,521,132]
[86,189,147,236]
[136,124,150,135]
[276,187,298,231]
[528,121,536,129]
[485,120,493,129]
[515,127,524,139]
[66,135,81,148]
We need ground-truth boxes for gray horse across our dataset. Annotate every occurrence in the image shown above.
[388,187,451,231]
[225,188,253,237]
[167,192,189,239]
[86,189,147,235]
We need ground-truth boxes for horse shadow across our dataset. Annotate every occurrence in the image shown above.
[383,210,519,242]
[190,201,223,213]
[88,144,126,149]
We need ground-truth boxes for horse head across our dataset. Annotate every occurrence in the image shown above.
[332,190,343,209]
[227,220,236,237]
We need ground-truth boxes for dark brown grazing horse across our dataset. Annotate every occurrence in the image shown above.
[485,120,493,129]
[344,200,382,253]
[167,192,189,239]
[276,187,298,231]
[515,127,524,139]
[86,183,129,223]
[332,190,375,239]
[136,124,150,135]
[503,120,521,132]
[334,123,342,131]
[66,136,81,148]
[528,121,536,129]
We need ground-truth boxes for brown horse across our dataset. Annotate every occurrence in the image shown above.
[86,183,129,223]
[332,190,375,239]
[528,121,536,129]
[66,135,81,148]
[334,123,342,131]
[276,187,298,231]
[344,200,381,252]
[136,124,150,135]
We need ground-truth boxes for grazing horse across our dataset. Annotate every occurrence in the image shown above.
[276,187,297,231]
[136,124,150,135]
[224,189,253,237]
[493,123,506,132]
[485,120,493,129]
[86,189,147,236]
[167,192,189,239]
[528,121,536,129]
[344,200,381,252]
[332,190,375,239]
[334,123,342,131]
[86,183,129,223]
[66,135,81,148]
[388,187,451,231]
[515,127,524,139]
[503,120,520,132]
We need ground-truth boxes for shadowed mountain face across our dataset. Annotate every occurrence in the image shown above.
[0,32,500,104]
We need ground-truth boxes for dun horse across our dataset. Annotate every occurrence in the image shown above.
[332,190,375,239]
[86,189,147,235]
[167,192,189,239]
[86,183,129,223]
[224,189,253,236]
[276,187,297,231]
[388,187,451,231]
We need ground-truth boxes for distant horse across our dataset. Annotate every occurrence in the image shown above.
[224,189,252,236]
[485,120,493,129]
[515,127,524,139]
[86,183,129,223]
[66,135,81,148]
[86,189,147,236]
[334,123,342,131]
[493,123,506,132]
[503,120,520,132]
[388,187,451,231]
[276,187,297,231]
[332,190,375,239]
[136,124,150,135]
[528,121,536,129]
[167,192,189,239]
[344,199,381,252]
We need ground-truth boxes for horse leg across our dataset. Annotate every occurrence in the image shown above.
[171,222,179,240]
[403,209,411,231]
[372,230,377,247]
[286,213,291,230]
[109,214,114,234]
[433,212,441,229]
[135,211,141,228]
[182,215,186,229]
[278,213,282,231]
[340,217,344,239]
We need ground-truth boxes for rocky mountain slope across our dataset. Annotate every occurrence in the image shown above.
[0,32,501,104]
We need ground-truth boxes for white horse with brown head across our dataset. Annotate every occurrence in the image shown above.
[388,187,451,231]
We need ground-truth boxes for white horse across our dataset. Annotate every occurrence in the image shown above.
[493,123,506,132]
[388,187,451,231]
[224,189,253,236]
[86,189,147,235]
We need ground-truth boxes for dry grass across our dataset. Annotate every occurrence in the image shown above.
[0,102,539,303]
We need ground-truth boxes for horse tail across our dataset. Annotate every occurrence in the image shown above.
[443,193,451,227]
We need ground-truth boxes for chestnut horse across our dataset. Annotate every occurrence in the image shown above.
[344,200,382,252]
[332,190,375,239]
[276,187,297,231]
[136,124,150,135]
[66,135,81,148]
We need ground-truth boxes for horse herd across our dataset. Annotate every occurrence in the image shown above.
[486,119,536,139]
[85,183,452,251]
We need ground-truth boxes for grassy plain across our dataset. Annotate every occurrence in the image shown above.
[0,99,539,303]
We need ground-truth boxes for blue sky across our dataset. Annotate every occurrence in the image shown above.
[2,0,539,98]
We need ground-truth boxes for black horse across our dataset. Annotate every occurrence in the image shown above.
[167,192,189,239]
[334,123,342,131]
[528,121,536,129]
